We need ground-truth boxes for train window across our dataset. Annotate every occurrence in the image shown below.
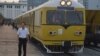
[66,11,83,24]
[34,11,41,26]
[95,25,100,34]
[47,10,65,25]
[47,10,83,25]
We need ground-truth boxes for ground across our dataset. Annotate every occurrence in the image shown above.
[0,25,100,56]
[0,25,43,56]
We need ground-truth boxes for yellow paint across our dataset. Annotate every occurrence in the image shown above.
[15,7,86,46]
[86,10,100,32]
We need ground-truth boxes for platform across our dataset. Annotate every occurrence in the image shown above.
[0,25,44,56]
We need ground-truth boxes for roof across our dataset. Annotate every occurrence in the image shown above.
[15,0,84,19]
[0,2,27,5]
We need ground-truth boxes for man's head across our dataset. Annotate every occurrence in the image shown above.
[21,22,26,28]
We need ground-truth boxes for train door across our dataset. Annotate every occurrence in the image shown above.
[93,25,100,46]
[29,12,35,37]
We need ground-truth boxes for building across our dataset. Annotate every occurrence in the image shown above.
[19,0,27,4]
[27,0,48,10]
[78,0,100,10]
[78,0,83,4]
[0,2,27,19]
[0,0,48,19]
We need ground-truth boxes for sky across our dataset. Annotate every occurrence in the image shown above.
[0,0,19,2]
[0,0,78,3]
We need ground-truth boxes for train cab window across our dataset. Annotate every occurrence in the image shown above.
[47,10,65,25]
[47,10,83,25]
[66,11,83,24]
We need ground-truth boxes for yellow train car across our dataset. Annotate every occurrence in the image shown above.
[85,10,100,46]
[15,0,86,53]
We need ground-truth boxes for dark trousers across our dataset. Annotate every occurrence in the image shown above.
[18,38,27,56]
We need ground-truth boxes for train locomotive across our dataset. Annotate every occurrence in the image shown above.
[15,0,86,53]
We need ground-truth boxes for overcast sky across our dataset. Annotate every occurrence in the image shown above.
[0,0,19,2]
[0,0,78,2]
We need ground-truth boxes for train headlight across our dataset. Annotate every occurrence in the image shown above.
[66,1,72,6]
[49,31,57,36]
[60,0,66,6]
[74,31,82,36]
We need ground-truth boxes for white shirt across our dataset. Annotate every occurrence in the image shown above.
[17,27,29,38]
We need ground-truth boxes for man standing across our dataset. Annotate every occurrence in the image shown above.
[17,22,29,56]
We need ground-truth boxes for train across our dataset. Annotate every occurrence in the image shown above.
[14,0,86,53]
[85,10,100,47]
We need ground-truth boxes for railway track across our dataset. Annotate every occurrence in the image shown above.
[87,46,100,52]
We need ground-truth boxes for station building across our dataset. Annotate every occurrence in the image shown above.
[78,0,100,10]
[0,1,27,19]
